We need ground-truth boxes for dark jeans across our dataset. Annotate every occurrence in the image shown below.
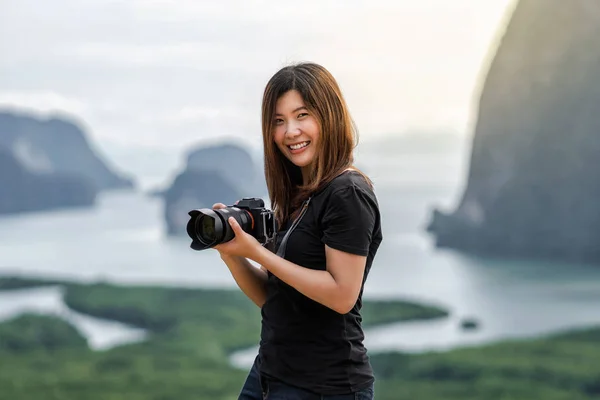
[238,358,374,400]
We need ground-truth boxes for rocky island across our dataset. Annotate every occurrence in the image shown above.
[427,0,600,264]
[161,143,268,235]
[0,110,134,215]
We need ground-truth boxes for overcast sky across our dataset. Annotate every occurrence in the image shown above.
[0,0,516,155]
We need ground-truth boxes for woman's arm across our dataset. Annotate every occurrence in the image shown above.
[253,245,366,314]
[214,186,377,314]
[253,186,376,314]
[219,253,268,308]
[211,202,268,308]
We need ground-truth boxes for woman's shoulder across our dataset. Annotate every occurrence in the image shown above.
[327,169,374,194]
[315,169,381,225]
[313,169,377,205]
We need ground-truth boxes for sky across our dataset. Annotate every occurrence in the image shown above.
[0,0,516,156]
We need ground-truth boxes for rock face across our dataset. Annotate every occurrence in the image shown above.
[427,0,600,263]
[163,143,267,235]
[0,148,96,214]
[0,110,134,215]
[0,111,134,190]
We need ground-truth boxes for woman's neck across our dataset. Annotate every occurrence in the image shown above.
[301,166,311,185]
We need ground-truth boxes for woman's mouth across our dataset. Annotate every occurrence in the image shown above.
[288,141,310,153]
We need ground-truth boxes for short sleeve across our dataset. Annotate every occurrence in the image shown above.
[321,185,377,256]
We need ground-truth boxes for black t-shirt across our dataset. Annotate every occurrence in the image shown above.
[258,170,383,395]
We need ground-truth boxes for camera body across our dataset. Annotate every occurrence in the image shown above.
[233,197,277,245]
[187,197,277,251]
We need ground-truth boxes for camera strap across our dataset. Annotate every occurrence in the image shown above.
[274,168,353,257]
[276,196,312,258]
[272,196,312,316]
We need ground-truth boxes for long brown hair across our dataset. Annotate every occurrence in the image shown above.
[261,62,371,226]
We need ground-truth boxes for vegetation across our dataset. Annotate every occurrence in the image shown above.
[371,328,600,399]
[0,276,598,399]
[0,314,88,353]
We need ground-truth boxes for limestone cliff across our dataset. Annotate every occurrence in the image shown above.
[0,110,134,191]
[427,0,600,262]
[0,148,96,214]
[163,143,267,235]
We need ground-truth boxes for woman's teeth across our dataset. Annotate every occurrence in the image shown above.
[289,141,310,150]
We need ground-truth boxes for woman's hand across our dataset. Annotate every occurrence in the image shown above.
[212,203,263,260]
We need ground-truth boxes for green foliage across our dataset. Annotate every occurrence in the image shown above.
[361,298,448,326]
[0,276,598,400]
[0,313,88,353]
[371,330,600,399]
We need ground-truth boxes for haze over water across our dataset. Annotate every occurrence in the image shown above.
[2,136,599,361]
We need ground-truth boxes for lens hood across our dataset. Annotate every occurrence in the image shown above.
[187,208,226,250]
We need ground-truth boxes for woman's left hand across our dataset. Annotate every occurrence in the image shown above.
[213,217,263,260]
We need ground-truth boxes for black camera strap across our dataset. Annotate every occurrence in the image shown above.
[273,196,312,316]
[274,168,355,258]
[276,196,312,258]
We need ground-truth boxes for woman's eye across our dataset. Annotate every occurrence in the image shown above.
[298,113,308,118]
[274,118,284,125]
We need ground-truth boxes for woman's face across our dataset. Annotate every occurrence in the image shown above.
[273,90,320,172]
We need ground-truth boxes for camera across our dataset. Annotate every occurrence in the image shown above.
[186,197,277,251]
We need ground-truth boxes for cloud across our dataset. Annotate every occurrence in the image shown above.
[127,0,342,24]
[139,105,253,125]
[0,0,517,150]
[0,91,88,116]
[56,41,279,72]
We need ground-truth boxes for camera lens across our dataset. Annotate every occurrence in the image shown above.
[198,215,216,243]
[186,209,223,249]
[186,207,254,251]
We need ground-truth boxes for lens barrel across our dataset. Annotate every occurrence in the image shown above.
[186,207,253,250]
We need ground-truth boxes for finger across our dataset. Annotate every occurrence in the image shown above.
[212,203,226,209]
[228,217,242,234]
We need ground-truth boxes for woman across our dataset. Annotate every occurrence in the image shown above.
[213,62,382,399]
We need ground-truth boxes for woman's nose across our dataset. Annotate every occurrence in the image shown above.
[285,121,301,137]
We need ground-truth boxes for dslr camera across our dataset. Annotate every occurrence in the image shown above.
[186,197,277,251]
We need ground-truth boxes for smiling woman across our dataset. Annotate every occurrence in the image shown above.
[261,63,365,226]
[273,92,320,178]
[209,62,382,399]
